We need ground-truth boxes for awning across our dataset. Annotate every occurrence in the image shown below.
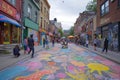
[0,14,21,27]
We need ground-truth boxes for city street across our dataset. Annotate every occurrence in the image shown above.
[0,43,120,80]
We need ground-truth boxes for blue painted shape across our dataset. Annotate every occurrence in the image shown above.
[60,48,71,53]
[0,66,27,80]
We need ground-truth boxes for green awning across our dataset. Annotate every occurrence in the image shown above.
[24,18,39,31]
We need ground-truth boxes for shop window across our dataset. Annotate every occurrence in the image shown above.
[100,0,109,16]
[12,26,19,43]
[118,0,120,7]
[3,23,10,44]
[7,0,16,6]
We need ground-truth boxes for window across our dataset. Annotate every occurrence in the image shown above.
[100,0,109,16]
[118,0,120,6]
[28,5,32,18]
[35,11,37,22]
[7,0,16,6]
[41,2,43,13]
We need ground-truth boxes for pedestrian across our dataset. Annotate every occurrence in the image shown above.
[93,37,97,51]
[52,37,55,47]
[28,34,34,58]
[102,38,108,53]
[45,36,49,49]
[86,39,89,48]
[43,38,46,48]
[23,36,28,54]
[13,45,20,57]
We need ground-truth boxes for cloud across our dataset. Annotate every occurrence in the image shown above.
[48,0,91,30]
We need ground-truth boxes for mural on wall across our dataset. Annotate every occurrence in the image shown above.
[0,44,120,80]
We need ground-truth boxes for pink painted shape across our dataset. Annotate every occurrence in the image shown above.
[56,73,66,78]
[26,62,42,70]
[111,65,120,73]
[100,60,116,66]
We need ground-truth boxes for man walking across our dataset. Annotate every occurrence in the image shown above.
[28,34,34,58]
[102,38,108,53]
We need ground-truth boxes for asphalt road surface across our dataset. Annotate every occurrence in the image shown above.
[0,43,120,80]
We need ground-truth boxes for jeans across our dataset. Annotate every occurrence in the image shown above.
[28,47,34,57]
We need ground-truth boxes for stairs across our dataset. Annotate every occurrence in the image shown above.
[0,44,18,54]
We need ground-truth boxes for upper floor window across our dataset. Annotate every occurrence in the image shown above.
[28,5,32,18]
[41,2,43,13]
[7,0,16,6]
[100,0,109,16]
[35,11,37,22]
[118,0,120,6]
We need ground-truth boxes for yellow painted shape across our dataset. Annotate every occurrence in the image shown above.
[87,63,109,75]
[39,53,52,61]
[71,61,85,67]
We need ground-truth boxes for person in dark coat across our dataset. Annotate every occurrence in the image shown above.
[28,34,34,58]
[102,38,109,53]
[13,45,20,57]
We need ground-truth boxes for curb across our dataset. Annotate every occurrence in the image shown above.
[80,46,120,64]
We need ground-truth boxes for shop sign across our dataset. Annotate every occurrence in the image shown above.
[0,0,17,18]
[100,18,110,25]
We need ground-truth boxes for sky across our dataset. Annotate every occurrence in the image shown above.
[48,0,91,30]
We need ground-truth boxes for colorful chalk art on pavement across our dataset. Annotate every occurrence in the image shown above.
[0,44,120,80]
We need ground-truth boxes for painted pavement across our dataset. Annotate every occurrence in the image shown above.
[0,44,120,80]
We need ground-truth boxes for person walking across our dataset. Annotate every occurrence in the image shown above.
[93,37,97,51]
[28,34,34,58]
[86,39,89,48]
[52,37,55,47]
[23,36,28,54]
[43,38,46,48]
[102,38,108,53]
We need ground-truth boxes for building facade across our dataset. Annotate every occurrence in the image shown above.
[74,11,95,44]
[97,0,120,51]
[39,0,50,45]
[22,0,40,46]
[0,0,22,45]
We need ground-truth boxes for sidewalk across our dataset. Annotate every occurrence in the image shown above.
[0,45,44,71]
[81,45,120,64]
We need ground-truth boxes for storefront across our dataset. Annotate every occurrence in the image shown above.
[98,23,120,51]
[0,14,21,44]
[0,0,21,45]
[24,18,39,46]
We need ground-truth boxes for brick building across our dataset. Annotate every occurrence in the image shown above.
[97,0,120,51]
[0,0,22,45]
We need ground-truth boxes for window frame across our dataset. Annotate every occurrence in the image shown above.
[100,0,109,16]
[7,0,16,6]
[118,0,120,7]
[27,4,32,19]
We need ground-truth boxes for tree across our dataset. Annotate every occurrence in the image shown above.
[69,26,74,36]
[86,0,97,12]
[58,29,64,37]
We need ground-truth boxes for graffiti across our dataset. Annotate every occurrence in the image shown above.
[0,44,120,80]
